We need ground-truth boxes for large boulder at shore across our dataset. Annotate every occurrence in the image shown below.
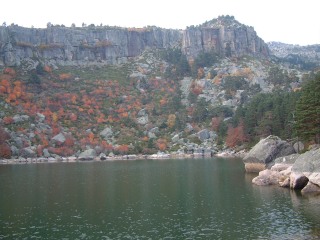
[243,135,296,172]
[20,147,36,158]
[290,172,309,190]
[271,154,300,171]
[292,147,320,189]
[252,169,282,186]
[78,149,97,160]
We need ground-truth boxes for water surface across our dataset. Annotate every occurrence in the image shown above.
[0,158,320,239]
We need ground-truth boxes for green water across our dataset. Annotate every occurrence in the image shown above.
[0,158,320,239]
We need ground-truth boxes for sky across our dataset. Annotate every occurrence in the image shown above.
[1,0,319,46]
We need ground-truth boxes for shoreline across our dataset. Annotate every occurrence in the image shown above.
[0,151,244,165]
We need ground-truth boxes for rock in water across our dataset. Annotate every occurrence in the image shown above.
[292,147,320,193]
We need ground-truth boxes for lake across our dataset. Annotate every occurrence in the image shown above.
[0,158,320,239]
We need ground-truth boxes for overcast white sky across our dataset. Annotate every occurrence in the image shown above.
[1,0,319,46]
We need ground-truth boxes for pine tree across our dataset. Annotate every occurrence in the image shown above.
[294,74,320,143]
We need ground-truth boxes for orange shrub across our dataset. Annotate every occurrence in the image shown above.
[43,65,52,73]
[3,116,14,125]
[116,144,129,154]
[59,73,72,80]
[156,138,167,151]
[3,67,16,76]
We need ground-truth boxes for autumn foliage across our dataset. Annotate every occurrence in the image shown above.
[0,126,11,159]
[156,138,167,151]
[225,121,247,148]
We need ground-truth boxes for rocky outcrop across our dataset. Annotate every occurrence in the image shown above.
[0,16,269,67]
[243,135,296,172]
[250,144,320,194]
[291,148,320,190]
[252,169,282,186]
[51,133,66,145]
[182,16,269,58]
[0,25,181,66]
[78,148,97,161]
[290,173,309,190]
[137,108,149,125]
[268,41,320,67]
[100,127,113,140]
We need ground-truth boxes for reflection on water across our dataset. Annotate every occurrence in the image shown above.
[0,158,319,239]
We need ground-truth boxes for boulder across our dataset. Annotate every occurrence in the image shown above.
[271,163,291,172]
[279,177,290,188]
[13,137,24,149]
[13,115,29,123]
[137,115,148,125]
[78,149,97,160]
[274,154,300,164]
[185,123,194,132]
[292,147,320,187]
[20,147,36,158]
[149,127,159,133]
[308,173,320,188]
[301,181,320,194]
[51,133,66,144]
[271,154,299,172]
[138,108,147,117]
[148,132,156,139]
[243,135,296,172]
[99,153,107,160]
[10,145,19,157]
[293,141,304,153]
[172,134,180,143]
[36,113,46,122]
[43,148,50,158]
[252,169,282,186]
[100,127,113,139]
[197,129,210,141]
[290,172,309,190]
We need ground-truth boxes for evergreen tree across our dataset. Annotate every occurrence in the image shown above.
[294,74,320,143]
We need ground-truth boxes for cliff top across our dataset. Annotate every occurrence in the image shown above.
[198,15,245,29]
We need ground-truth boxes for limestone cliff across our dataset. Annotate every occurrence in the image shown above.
[0,25,181,66]
[0,16,270,67]
[182,16,270,58]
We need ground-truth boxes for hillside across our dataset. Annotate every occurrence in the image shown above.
[268,41,320,70]
[0,16,319,160]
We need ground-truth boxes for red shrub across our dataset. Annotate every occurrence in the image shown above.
[0,143,11,159]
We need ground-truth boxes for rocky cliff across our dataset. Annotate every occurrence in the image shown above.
[0,25,181,66]
[0,16,270,67]
[182,16,270,58]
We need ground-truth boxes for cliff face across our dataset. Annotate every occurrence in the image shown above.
[0,25,181,66]
[0,17,270,67]
[182,16,270,58]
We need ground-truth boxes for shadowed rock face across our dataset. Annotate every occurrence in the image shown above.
[0,17,270,66]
